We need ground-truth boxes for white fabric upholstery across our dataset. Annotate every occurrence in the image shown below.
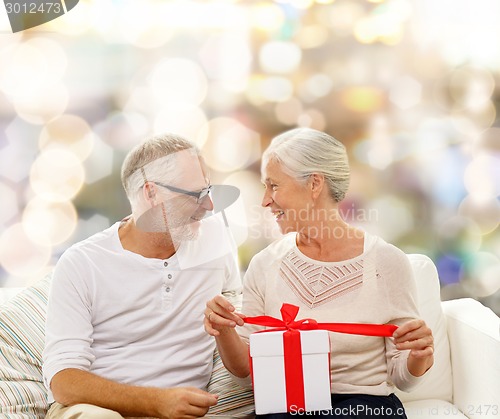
[397,254,453,403]
[399,254,500,419]
[443,298,500,417]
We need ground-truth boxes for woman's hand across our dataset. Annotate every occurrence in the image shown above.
[393,319,434,376]
[393,319,434,357]
[204,295,245,337]
[204,296,250,378]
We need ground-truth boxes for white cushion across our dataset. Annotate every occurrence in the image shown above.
[443,298,500,414]
[396,254,452,403]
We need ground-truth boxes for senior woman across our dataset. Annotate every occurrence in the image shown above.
[205,128,434,418]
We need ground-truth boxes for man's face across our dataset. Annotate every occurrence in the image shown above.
[155,150,213,241]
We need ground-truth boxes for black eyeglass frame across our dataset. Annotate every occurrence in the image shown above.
[154,182,212,204]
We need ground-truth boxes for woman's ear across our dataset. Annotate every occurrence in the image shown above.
[309,173,324,199]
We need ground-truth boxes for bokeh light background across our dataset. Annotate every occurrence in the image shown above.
[0,0,499,314]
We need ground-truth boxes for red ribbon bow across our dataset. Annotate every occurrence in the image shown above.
[244,303,398,413]
[244,303,398,336]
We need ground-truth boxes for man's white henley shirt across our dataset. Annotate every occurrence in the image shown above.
[43,216,241,402]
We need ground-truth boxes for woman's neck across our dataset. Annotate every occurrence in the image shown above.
[296,213,365,262]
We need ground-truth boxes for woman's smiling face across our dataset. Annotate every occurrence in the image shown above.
[261,158,312,234]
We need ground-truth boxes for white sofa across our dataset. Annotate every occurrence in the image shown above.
[395,255,499,419]
[0,254,498,418]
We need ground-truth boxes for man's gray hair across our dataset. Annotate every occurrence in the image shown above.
[262,128,350,202]
[121,133,199,208]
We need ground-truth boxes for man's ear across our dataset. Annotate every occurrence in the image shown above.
[143,182,156,204]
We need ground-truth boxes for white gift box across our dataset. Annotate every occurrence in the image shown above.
[249,329,332,415]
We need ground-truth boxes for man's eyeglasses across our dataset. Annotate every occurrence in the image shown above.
[154,182,212,204]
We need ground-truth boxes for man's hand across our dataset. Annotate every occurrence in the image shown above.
[50,369,217,419]
[156,387,218,419]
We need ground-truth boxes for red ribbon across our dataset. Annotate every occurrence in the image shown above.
[245,303,398,412]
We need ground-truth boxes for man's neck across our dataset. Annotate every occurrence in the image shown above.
[118,217,177,260]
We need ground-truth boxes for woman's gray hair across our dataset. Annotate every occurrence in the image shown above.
[121,133,199,209]
[262,128,350,202]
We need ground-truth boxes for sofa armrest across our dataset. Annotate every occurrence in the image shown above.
[442,298,500,418]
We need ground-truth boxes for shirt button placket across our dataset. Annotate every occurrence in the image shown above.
[161,261,172,309]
